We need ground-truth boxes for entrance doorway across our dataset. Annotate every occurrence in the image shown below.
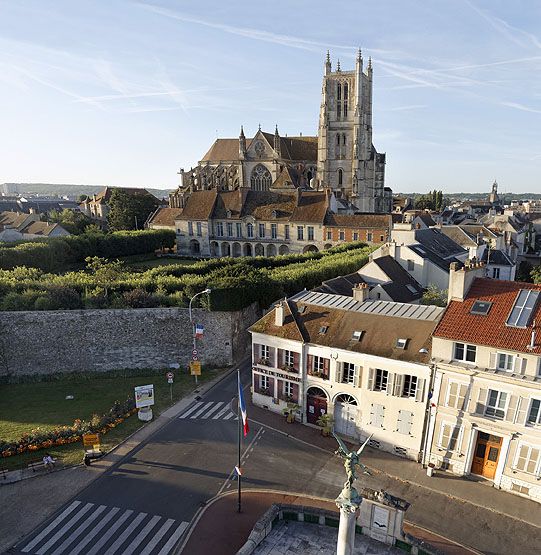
[334,394,358,438]
[306,387,327,425]
[471,432,502,480]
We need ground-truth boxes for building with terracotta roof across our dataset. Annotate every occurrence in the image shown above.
[425,263,541,501]
[169,51,391,215]
[249,289,444,460]
[0,211,70,242]
[322,213,391,247]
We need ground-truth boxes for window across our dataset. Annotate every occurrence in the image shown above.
[284,350,295,367]
[396,338,408,350]
[470,300,492,315]
[271,223,277,239]
[260,375,270,391]
[216,222,224,237]
[236,222,242,238]
[227,222,233,237]
[407,259,414,271]
[327,231,332,240]
[247,223,254,238]
[250,164,272,191]
[337,83,341,100]
[367,232,373,242]
[285,225,290,240]
[188,222,194,236]
[313,356,325,373]
[258,223,265,238]
[492,268,500,279]
[374,369,389,392]
[353,232,358,241]
[319,325,328,334]
[497,352,515,372]
[342,362,355,384]
[337,103,341,119]
[352,330,363,342]
[343,82,348,101]
[485,389,508,419]
[284,381,294,398]
[380,235,384,241]
[339,230,345,241]
[439,423,461,451]
[196,222,202,237]
[514,444,541,474]
[454,342,477,363]
[507,289,540,328]
[402,375,418,397]
[307,226,314,241]
[297,226,304,241]
[446,382,468,410]
[527,399,541,425]
[260,344,270,361]
[338,169,343,186]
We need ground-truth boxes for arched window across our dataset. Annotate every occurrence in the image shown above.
[250,164,272,191]
[342,134,347,150]
[337,83,341,100]
[343,83,348,101]
[338,169,343,186]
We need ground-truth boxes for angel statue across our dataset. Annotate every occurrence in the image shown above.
[333,432,373,491]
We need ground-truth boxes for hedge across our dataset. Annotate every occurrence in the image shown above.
[0,229,176,272]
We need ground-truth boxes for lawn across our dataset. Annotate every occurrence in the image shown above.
[0,367,223,470]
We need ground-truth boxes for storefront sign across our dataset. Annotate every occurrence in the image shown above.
[252,367,301,383]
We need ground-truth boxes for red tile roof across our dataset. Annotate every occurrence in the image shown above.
[434,278,541,354]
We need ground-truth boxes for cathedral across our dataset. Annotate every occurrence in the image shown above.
[170,50,391,213]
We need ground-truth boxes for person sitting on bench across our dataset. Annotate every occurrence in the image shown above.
[43,453,56,471]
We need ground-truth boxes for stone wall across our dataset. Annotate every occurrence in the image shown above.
[0,303,260,377]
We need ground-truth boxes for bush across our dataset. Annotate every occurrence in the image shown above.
[123,288,160,308]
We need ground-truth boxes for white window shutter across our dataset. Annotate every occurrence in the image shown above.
[355,366,363,389]
[415,378,426,402]
[386,372,395,395]
[476,388,488,414]
[393,374,404,397]
[397,410,413,435]
[516,397,528,425]
[336,363,343,384]
[489,352,497,369]
[367,368,375,391]
[459,383,469,411]
[505,395,518,422]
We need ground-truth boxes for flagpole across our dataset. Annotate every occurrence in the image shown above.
[237,369,242,513]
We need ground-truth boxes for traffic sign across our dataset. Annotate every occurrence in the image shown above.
[190,360,201,376]
[192,349,198,357]
[168,378,173,384]
[166,371,174,380]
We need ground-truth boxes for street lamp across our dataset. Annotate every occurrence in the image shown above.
[189,288,211,384]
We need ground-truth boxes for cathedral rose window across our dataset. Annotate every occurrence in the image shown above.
[250,164,272,191]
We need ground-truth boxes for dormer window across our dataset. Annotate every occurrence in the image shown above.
[352,330,364,342]
[298,305,306,314]
[319,325,329,335]
[471,300,492,316]
[396,338,408,350]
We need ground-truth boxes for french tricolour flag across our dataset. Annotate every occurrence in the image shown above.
[238,371,249,437]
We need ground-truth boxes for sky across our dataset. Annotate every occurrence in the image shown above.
[1,0,540,194]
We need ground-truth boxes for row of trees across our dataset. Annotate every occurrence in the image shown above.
[414,190,444,211]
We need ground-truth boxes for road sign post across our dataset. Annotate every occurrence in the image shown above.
[166,372,174,402]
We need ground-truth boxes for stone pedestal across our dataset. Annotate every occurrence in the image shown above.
[335,486,361,555]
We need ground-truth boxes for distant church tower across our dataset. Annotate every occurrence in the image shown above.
[489,179,500,205]
[317,50,388,213]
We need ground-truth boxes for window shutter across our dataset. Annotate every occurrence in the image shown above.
[277,378,283,399]
[367,368,375,391]
[323,358,330,377]
[393,374,404,397]
[476,388,488,414]
[278,349,284,367]
[489,352,497,369]
[397,410,413,435]
[386,372,395,395]
[291,383,299,403]
[440,423,450,449]
[307,354,313,372]
[371,403,384,427]
[293,352,300,371]
[335,362,343,384]
[415,378,426,402]
[355,366,363,388]
[514,357,527,374]
[447,382,457,407]
[267,377,275,397]
[253,344,260,363]
[516,397,528,425]
[458,383,469,411]
[505,395,518,422]
[269,347,275,367]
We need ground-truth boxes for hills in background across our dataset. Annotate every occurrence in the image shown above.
[1,183,174,199]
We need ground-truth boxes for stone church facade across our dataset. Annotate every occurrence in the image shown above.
[170,51,390,214]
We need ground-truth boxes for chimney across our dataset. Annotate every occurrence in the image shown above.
[447,261,486,303]
[275,300,286,326]
[353,283,369,302]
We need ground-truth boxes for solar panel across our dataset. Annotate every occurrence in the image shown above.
[470,300,492,316]
[506,289,540,328]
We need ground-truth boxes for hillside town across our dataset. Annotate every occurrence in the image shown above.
[2,4,541,554]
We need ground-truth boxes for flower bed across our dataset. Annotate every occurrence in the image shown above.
[0,397,137,458]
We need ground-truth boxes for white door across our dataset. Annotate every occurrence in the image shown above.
[334,399,358,438]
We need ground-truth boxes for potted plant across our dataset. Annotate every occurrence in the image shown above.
[316,413,334,437]
[282,403,300,423]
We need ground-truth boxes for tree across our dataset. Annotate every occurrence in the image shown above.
[85,256,125,297]
[420,284,447,307]
[516,261,533,283]
[531,265,541,285]
[107,189,159,231]
[48,208,93,235]
[436,190,444,211]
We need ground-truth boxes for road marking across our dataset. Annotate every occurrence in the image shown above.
[190,401,214,419]
[156,521,189,555]
[201,401,224,419]
[69,507,120,555]
[139,518,175,555]
[223,412,235,420]
[178,403,201,419]
[86,509,133,555]
[21,500,82,553]
[103,511,147,555]
[212,404,231,419]
[49,504,107,555]
[36,502,94,555]
[122,514,161,555]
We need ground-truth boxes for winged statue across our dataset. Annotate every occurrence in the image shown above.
[333,432,373,490]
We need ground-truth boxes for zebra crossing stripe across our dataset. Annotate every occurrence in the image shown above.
[156,521,189,555]
[35,503,94,555]
[178,402,201,419]
[223,412,235,420]
[21,500,82,553]
[201,401,224,419]
[122,514,161,555]
[68,507,120,555]
[212,404,231,419]
[139,518,175,555]
[49,504,107,555]
[190,401,214,419]
[103,511,147,555]
[85,509,133,555]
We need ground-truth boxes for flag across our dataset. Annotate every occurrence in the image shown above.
[195,324,204,339]
[238,371,249,437]
[235,465,242,476]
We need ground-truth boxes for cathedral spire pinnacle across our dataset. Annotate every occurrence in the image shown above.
[337,59,341,72]
[368,56,372,70]
[325,50,332,75]
[258,123,261,131]
[356,48,362,61]
[239,125,245,138]
[326,50,330,64]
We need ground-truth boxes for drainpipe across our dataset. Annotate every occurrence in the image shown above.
[421,361,438,468]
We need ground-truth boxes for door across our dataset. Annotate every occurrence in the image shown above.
[306,387,327,425]
[334,395,359,438]
[471,432,502,480]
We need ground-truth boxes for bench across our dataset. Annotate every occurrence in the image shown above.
[27,457,60,473]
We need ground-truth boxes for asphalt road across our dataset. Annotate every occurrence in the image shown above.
[9,362,340,555]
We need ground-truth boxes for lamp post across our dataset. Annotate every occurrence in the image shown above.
[189,288,211,384]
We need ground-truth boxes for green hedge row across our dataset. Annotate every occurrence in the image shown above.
[0,229,176,272]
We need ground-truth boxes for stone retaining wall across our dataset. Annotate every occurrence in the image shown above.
[0,303,260,377]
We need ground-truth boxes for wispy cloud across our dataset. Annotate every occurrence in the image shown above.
[388,104,427,112]
[501,101,541,114]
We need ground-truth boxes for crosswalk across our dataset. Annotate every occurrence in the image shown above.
[178,400,237,421]
[19,500,188,555]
